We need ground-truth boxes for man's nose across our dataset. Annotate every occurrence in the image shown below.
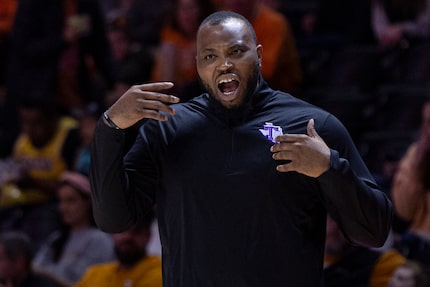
[217,58,233,71]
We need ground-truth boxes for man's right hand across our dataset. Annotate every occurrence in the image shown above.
[104,82,180,129]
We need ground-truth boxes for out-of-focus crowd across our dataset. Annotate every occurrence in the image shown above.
[1,0,430,286]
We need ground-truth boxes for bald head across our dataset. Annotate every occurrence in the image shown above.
[198,11,257,44]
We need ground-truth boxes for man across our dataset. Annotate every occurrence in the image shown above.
[0,231,59,287]
[392,101,430,266]
[324,215,405,287]
[90,11,392,286]
[75,212,162,287]
[0,98,79,250]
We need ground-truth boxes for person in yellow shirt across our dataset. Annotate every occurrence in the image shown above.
[1,98,79,250]
[324,215,406,287]
[75,211,162,287]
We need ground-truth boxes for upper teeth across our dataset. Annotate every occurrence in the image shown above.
[218,78,235,84]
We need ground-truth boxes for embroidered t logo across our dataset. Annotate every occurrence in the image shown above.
[259,122,283,143]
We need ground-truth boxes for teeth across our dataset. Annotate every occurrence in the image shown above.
[218,78,235,84]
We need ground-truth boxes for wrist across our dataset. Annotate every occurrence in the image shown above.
[103,111,122,130]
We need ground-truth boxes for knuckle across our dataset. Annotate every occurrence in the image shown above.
[155,101,164,109]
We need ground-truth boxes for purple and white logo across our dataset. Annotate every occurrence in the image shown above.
[259,122,283,143]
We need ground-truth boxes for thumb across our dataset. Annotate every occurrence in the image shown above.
[307,118,319,138]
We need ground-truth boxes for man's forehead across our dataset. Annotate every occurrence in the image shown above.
[197,18,251,48]
[218,18,246,30]
[199,17,247,36]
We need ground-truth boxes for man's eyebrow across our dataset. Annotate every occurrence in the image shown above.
[201,47,215,53]
[199,43,248,54]
[230,43,247,49]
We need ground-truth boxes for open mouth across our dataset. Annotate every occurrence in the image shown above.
[218,77,239,96]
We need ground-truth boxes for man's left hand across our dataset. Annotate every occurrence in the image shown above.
[270,119,331,177]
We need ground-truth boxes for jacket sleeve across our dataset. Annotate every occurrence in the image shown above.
[89,119,155,233]
[317,114,393,248]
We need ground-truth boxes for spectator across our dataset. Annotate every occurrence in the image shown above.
[372,0,430,83]
[297,0,379,90]
[100,0,168,106]
[101,0,168,52]
[75,211,162,287]
[6,0,115,116]
[0,0,17,43]
[388,260,430,287]
[104,22,155,107]
[0,0,17,158]
[0,0,16,85]
[0,231,60,287]
[324,215,406,287]
[372,0,430,48]
[151,0,215,101]
[372,152,410,237]
[0,98,80,249]
[33,171,114,286]
[392,101,430,267]
[302,0,375,46]
[218,0,303,94]
[71,103,102,175]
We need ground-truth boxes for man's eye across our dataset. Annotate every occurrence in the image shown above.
[231,49,243,56]
[204,54,215,60]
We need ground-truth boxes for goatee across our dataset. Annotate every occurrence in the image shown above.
[201,62,261,126]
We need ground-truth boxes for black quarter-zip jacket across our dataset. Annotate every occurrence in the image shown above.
[90,78,392,287]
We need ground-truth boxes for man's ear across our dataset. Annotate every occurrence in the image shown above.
[256,44,263,67]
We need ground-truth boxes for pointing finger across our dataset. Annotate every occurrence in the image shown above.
[136,82,175,91]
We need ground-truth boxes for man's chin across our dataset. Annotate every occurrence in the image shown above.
[215,89,245,108]
[203,82,239,106]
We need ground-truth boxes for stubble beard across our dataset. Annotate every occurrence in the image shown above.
[200,61,260,109]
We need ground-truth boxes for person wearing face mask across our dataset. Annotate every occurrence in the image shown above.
[89,11,392,287]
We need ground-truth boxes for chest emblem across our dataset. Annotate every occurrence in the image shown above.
[259,122,283,143]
